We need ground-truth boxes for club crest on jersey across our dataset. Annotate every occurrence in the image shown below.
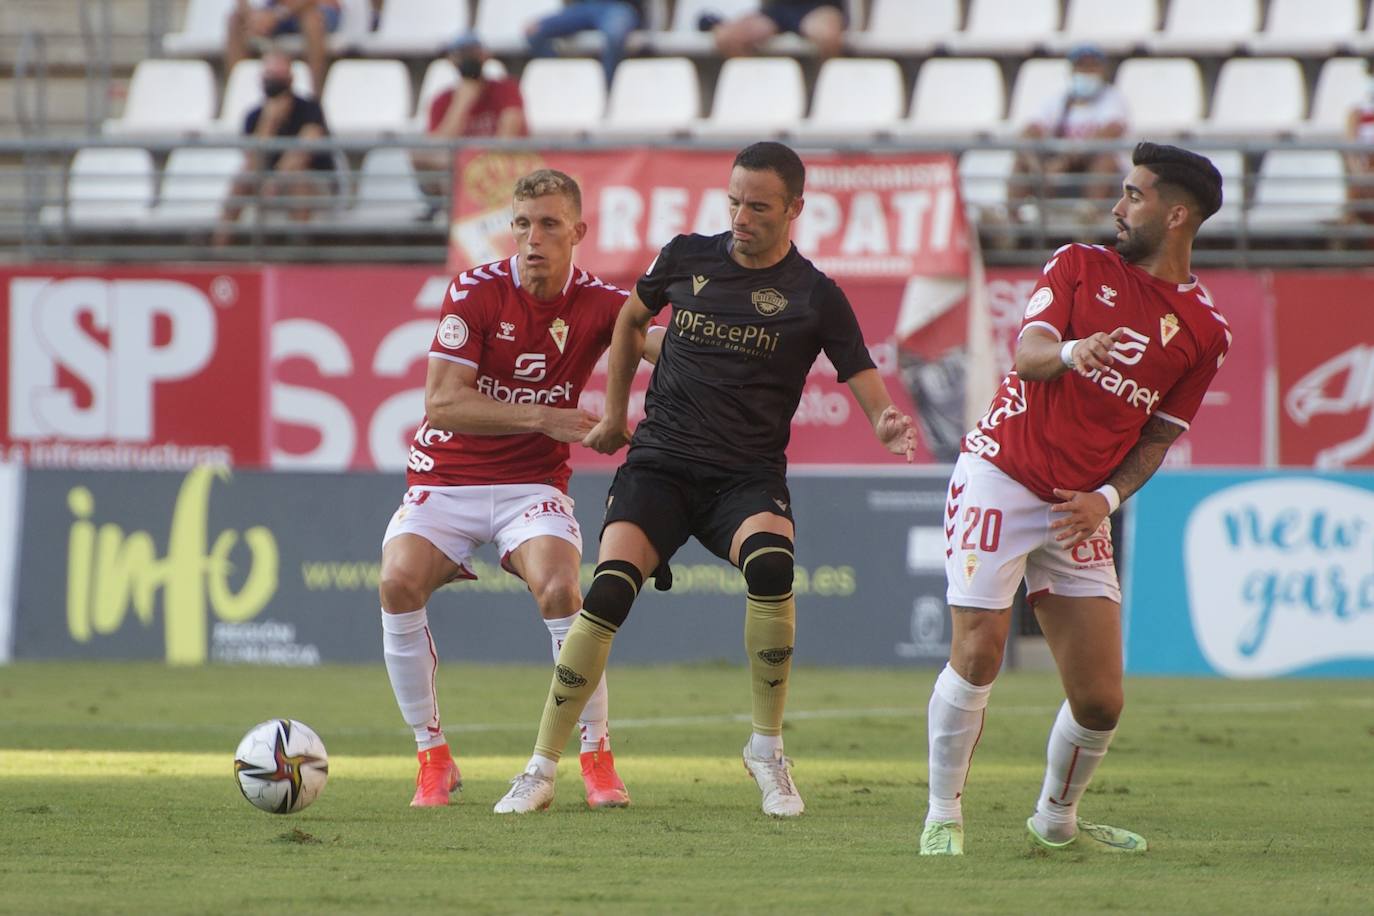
[1025,287,1053,318]
[497,321,516,342]
[437,315,469,349]
[963,553,980,584]
[549,317,569,353]
[752,288,788,316]
[1095,285,1118,307]
[1160,313,1180,346]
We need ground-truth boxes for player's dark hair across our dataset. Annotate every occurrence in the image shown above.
[733,142,806,201]
[513,168,582,215]
[1132,142,1223,223]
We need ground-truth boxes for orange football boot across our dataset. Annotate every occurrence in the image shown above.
[579,739,630,809]
[410,744,462,807]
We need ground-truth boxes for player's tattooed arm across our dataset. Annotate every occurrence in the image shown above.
[1106,414,1185,501]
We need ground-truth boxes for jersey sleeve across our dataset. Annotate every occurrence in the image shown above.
[428,276,491,370]
[817,280,877,382]
[1018,244,1081,342]
[634,236,680,315]
[1154,331,1229,430]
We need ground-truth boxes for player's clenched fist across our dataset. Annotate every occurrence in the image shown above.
[1069,327,1132,375]
[541,407,600,443]
[876,405,917,463]
[582,415,632,454]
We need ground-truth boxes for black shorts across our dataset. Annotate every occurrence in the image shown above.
[761,0,847,34]
[602,450,794,566]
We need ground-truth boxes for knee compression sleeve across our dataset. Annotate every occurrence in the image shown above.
[739,533,795,737]
[582,559,643,629]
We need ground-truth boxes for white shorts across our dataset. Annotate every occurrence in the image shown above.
[382,484,583,581]
[944,454,1120,610]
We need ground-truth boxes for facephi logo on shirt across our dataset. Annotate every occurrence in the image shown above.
[513,353,548,382]
[437,315,469,350]
[1095,285,1118,307]
[1024,287,1053,318]
[497,321,516,342]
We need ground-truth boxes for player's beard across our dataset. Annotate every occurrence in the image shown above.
[1114,218,1164,264]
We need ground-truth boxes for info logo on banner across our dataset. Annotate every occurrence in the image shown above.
[1,269,266,467]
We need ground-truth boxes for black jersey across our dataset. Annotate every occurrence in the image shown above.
[631,231,875,470]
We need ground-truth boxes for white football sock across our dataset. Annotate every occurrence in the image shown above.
[527,753,558,780]
[925,663,994,825]
[748,732,784,758]
[545,613,610,754]
[1031,701,1116,842]
[381,608,446,751]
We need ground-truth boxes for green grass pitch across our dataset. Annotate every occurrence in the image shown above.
[1,661,1371,915]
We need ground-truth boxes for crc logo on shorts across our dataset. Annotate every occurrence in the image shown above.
[556,664,587,688]
[1024,287,1053,318]
[751,288,788,316]
[522,497,573,522]
[513,353,548,382]
[437,315,469,349]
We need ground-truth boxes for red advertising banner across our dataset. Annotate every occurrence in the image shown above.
[1,267,266,467]
[1274,272,1374,467]
[449,148,969,281]
[984,267,1272,467]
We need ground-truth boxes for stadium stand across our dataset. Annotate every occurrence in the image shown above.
[901,58,1005,139]
[945,0,1060,54]
[1304,57,1373,137]
[147,146,245,227]
[692,57,807,137]
[473,0,564,56]
[345,146,428,224]
[43,147,156,226]
[1247,0,1362,55]
[849,0,961,56]
[799,57,905,137]
[603,57,700,137]
[661,0,779,56]
[102,59,217,136]
[214,59,316,135]
[1248,149,1351,230]
[1005,58,1072,135]
[1113,58,1204,138]
[320,58,413,135]
[162,0,236,57]
[519,58,607,135]
[1050,0,1158,54]
[1146,0,1260,55]
[1205,58,1307,136]
[363,0,472,56]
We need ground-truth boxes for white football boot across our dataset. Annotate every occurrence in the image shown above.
[493,764,555,814]
[742,743,805,817]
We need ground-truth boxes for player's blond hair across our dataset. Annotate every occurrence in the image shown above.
[512,169,582,216]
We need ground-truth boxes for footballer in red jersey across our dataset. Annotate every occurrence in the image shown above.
[921,143,1227,857]
[376,169,659,812]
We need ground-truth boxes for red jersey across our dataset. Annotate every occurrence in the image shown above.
[427,78,526,136]
[964,243,1231,502]
[407,256,627,491]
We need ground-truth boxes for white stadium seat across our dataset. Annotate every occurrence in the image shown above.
[1148,0,1258,55]
[364,0,470,55]
[104,60,216,136]
[799,58,904,137]
[345,148,428,224]
[320,59,413,135]
[902,58,1004,138]
[474,0,563,54]
[945,0,1059,54]
[1052,0,1157,54]
[660,0,765,55]
[148,147,245,227]
[1248,151,1348,231]
[1204,58,1306,137]
[213,60,315,135]
[520,59,606,134]
[1304,58,1372,137]
[603,57,700,136]
[45,148,155,226]
[958,149,1016,219]
[849,0,960,55]
[1005,58,1070,133]
[162,0,234,56]
[693,57,806,137]
[1113,58,1203,138]
[1248,0,1361,55]
[1197,149,1247,233]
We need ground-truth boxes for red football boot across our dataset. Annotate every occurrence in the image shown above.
[410,744,462,807]
[579,739,630,809]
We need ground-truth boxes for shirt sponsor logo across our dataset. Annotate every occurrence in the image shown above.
[1109,326,1150,366]
[751,288,788,316]
[673,307,780,356]
[513,353,548,382]
[476,374,573,405]
[1024,286,1053,318]
[437,315,469,350]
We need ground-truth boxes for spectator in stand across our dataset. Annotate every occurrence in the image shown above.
[213,51,337,246]
[700,1,846,60]
[1346,75,1374,234]
[226,0,339,99]
[412,33,528,213]
[1010,44,1130,218]
[526,1,645,85]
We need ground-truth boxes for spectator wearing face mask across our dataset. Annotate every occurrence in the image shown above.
[214,50,337,246]
[1011,44,1130,217]
[412,33,528,212]
[1346,75,1374,234]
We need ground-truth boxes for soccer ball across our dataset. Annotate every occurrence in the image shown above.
[233,719,329,814]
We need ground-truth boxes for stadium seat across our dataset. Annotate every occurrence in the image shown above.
[45,148,155,226]
[958,148,1016,219]
[148,147,245,227]
[1247,0,1361,55]
[520,59,606,135]
[603,57,700,136]
[1203,58,1306,137]
[1197,149,1246,232]
[320,59,413,135]
[103,60,216,136]
[848,0,960,56]
[364,0,470,56]
[799,58,904,137]
[1005,58,1071,134]
[1113,58,1203,138]
[1303,58,1372,137]
[1147,0,1258,55]
[1247,150,1348,231]
[344,147,428,224]
[945,0,1059,54]
[409,57,509,132]
[474,0,563,54]
[1050,0,1157,54]
[692,57,806,137]
[660,0,771,55]
[900,58,1004,138]
[213,59,315,135]
[162,0,234,56]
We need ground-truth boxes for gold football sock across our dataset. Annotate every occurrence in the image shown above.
[745,591,795,737]
[533,611,617,761]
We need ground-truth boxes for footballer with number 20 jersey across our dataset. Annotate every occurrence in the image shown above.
[408,255,627,491]
[964,242,1231,502]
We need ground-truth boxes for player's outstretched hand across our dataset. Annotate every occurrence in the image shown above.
[582,415,632,454]
[543,407,600,444]
[876,405,917,463]
[1049,487,1111,548]
[1072,327,1132,375]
